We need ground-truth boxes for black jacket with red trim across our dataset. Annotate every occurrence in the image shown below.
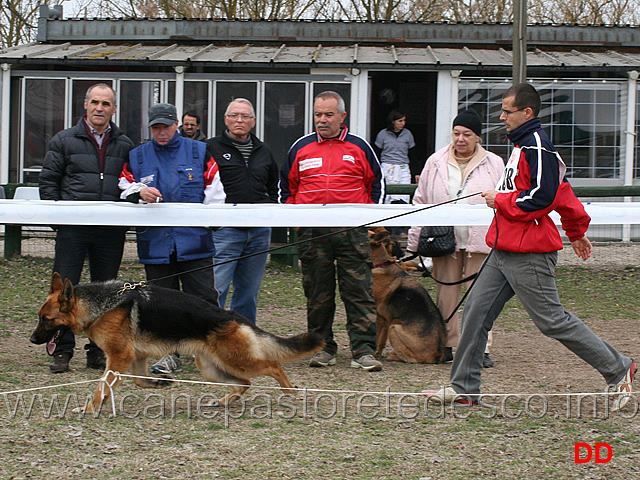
[205,132,278,204]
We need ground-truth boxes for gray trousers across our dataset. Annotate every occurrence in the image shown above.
[451,249,632,400]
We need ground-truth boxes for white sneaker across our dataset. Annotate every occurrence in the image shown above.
[152,354,182,374]
[309,351,336,368]
[422,385,477,406]
[610,360,636,412]
[350,354,382,372]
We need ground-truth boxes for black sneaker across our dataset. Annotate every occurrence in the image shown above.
[483,353,495,368]
[441,347,453,364]
[86,349,107,370]
[50,352,71,373]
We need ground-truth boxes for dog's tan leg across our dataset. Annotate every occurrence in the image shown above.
[375,312,389,356]
[218,383,251,406]
[388,325,442,364]
[259,361,296,396]
[387,325,422,363]
[130,357,172,389]
[85,355,133,413]
[195,354,250,405]
[387,326,419,363]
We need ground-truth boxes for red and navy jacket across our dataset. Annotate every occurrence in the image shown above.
[278,126,384,204]
[488,118,590,253]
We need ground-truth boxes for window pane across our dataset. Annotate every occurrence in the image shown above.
[183,81,209,137]
[215,82,257,136]
[23,78,65,176]
[168,81,175,105]
[119,81,160,145]
[264,82,305,166]
[72,80,114,125]
[459,79,623,180]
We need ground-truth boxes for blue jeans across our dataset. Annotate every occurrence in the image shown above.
[450,250,632,401]
[213,227,271,323]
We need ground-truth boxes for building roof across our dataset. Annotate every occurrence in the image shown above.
[2,13,640,73]
[3,41,640,73]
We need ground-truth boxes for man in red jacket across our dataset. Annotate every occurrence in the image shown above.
[280,91,384,371]
[424,83,635,411]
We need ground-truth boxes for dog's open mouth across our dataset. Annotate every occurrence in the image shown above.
[46,328,67,356]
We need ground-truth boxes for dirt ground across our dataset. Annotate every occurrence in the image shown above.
[0,250,638,479]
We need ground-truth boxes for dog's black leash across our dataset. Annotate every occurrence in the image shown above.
[143,192,485,286]
[410,209,499,324]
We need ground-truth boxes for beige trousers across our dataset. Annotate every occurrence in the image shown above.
[432,250,493,352]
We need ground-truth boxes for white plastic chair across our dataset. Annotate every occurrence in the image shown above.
[13,186,40,200]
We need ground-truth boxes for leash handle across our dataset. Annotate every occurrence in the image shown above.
[425,209,498,324]
[147,191,485,285]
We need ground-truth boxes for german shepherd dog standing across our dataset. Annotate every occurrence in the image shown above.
[31,273,324,413]
[369,227,447,363]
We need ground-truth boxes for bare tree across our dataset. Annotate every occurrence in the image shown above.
[529,0,640,24]
[335,0,411,21]
[5,0,640,47]
[243,0,318,19]
[406,0,447,21]
[440,0,511,23]
[1,0,50,48]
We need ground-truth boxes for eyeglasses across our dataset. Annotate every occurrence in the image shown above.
[501,107,526,116]
[226,114,254,121]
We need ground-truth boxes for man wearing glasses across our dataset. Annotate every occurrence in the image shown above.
[424,83,635,411]
[205,98,279,323]
[179,111,207,142]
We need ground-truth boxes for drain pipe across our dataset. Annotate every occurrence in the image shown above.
[1,63,11,184]
[623,70,638,242]
[174,66,185,120]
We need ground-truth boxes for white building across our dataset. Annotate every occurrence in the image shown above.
[1,6,640,192]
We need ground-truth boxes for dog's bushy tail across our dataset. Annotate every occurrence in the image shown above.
[257,331,325,363]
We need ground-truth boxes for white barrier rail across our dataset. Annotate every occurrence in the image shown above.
[0,200,638,227]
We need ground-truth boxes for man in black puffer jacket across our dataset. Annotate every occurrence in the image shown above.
[39,83,134,374]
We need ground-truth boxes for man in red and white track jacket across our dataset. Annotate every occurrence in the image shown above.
[424,83,635,410]
[279,120,383,205]
[278,91,385,373]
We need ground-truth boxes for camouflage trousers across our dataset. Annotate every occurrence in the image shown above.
[297,227,377,358]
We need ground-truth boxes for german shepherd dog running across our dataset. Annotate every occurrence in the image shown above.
[31,273,324,413]
[369,227,447,363]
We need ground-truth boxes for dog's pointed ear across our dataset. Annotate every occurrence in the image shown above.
[58,278,75,313]
[50,272,64,293]
[372,230,388,242]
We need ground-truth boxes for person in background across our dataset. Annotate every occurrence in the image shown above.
[374,110,416,205]
[205,98,279,323]
[39,83,134,374]
[119,103,226,374]
[179,111,207,142]
[424,83,635,411]
[407,109,504,368]
[279,90,384,372]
